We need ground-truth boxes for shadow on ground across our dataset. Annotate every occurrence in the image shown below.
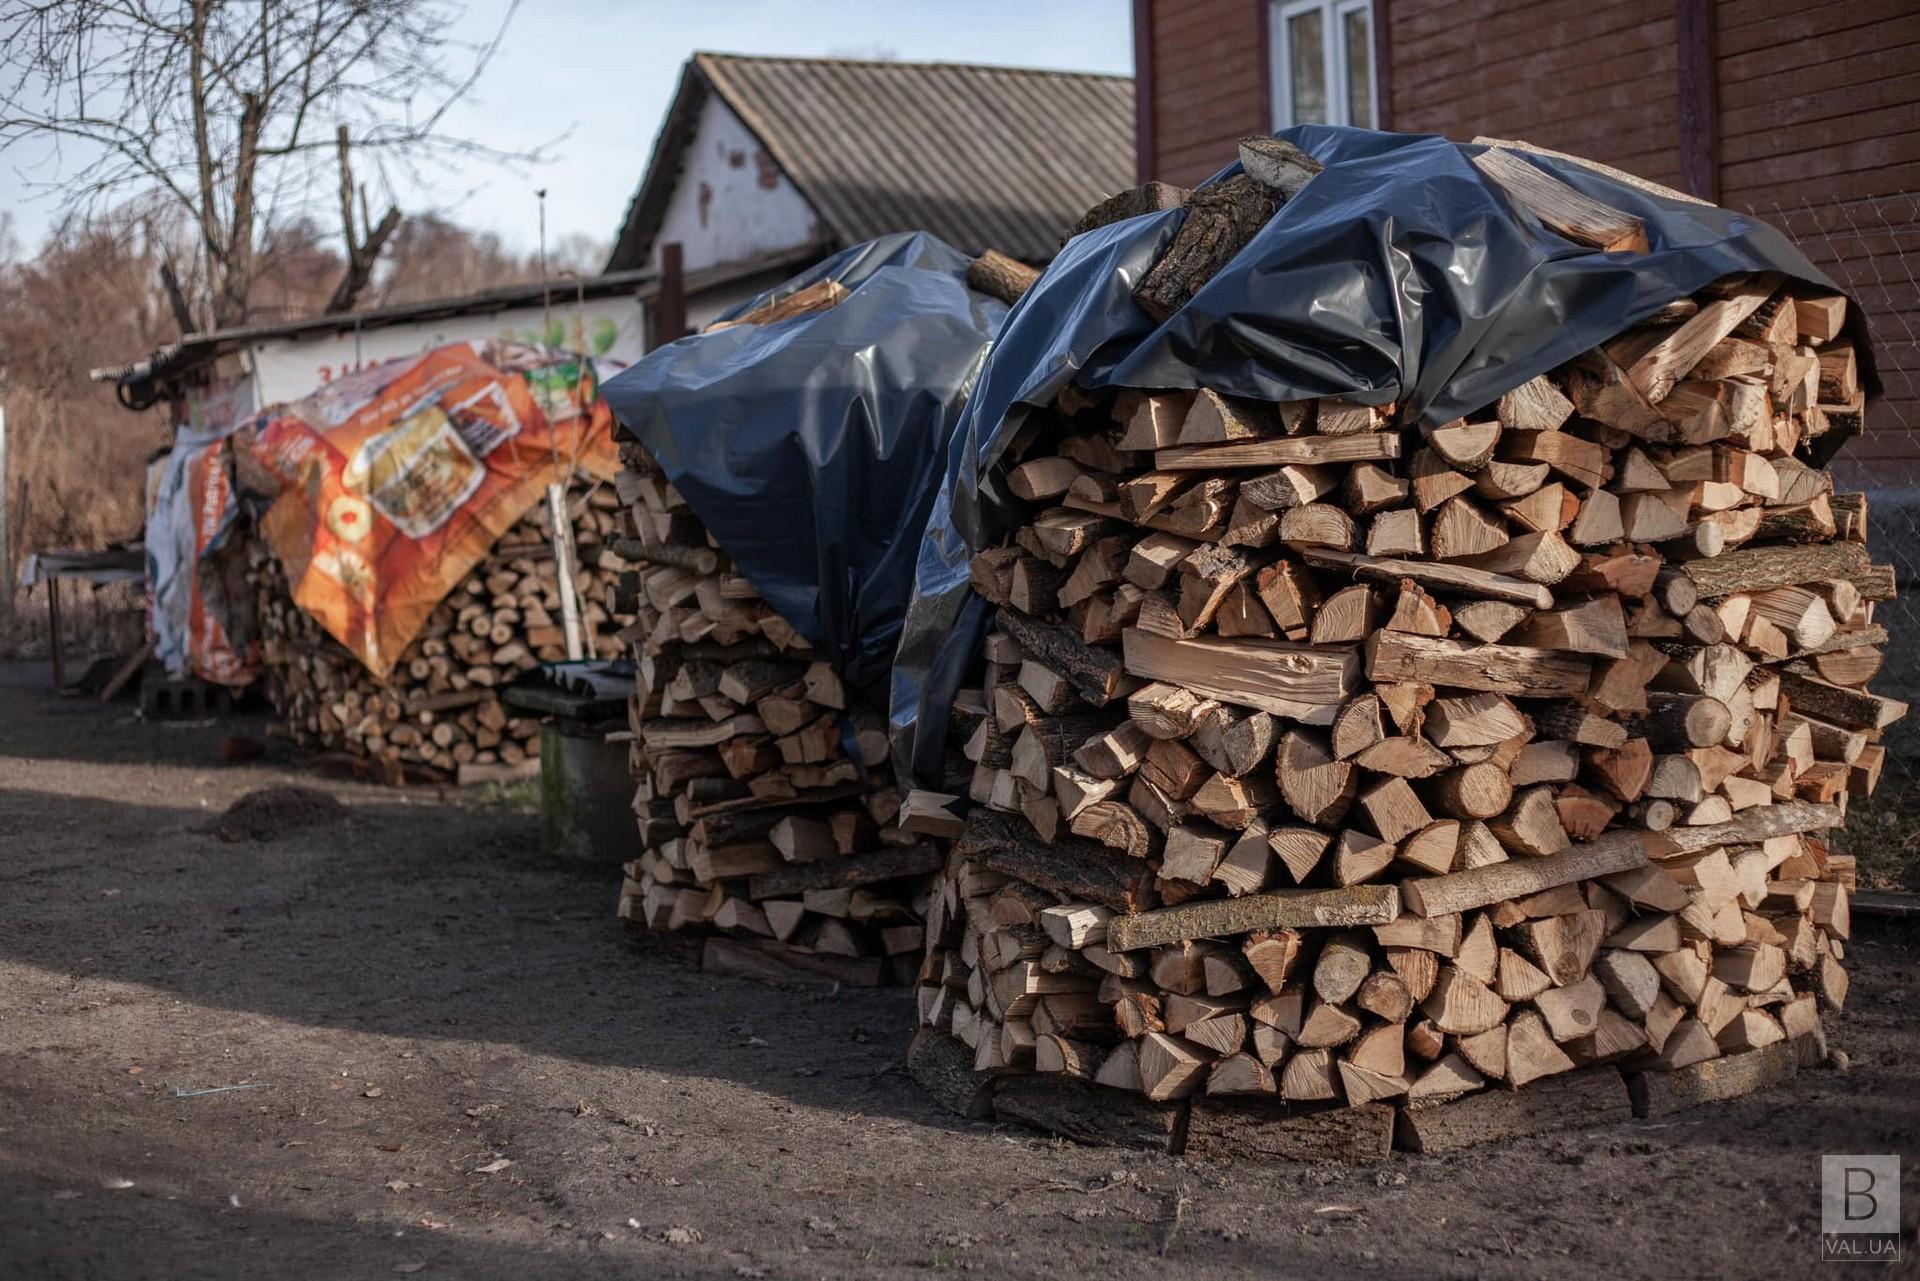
[2,660,1917,1281]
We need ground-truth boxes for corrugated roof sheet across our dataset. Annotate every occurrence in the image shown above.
[610,53,1134,270]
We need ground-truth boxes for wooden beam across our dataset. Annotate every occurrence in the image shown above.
[994,1075,1184,1151]
[1628,1042,1795,1117]
[1302,547,1553,608]
[656,241,687,344]
[1396,1067,1633,1153]
[1657,801,1841,853]
[1106,884,1401,951]
[1400,831,1650,918]
[1185,1100,1395,1163]
[1371,0,1393,131]
[1675,0,1718,203]
[1677,541,1871,597]
[1156,434,1402,470]
[1130,0,1154,185]
[1122,628,1358,722]
[1364,631,1591,697]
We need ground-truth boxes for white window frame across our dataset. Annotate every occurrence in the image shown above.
[1268,0,1377,131]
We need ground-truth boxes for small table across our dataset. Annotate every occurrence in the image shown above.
[18,547,146,688]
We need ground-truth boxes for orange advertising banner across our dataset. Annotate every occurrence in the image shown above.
[243,341,618,678]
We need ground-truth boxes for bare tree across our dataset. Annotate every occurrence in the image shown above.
[0,1,533,328]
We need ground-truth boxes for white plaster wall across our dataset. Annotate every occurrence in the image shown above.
[649,93,822,275]
[246,294,646,407]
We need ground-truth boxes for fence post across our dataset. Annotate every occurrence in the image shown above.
[0,402,10,630]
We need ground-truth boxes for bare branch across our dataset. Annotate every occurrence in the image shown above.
[0,0,536,325]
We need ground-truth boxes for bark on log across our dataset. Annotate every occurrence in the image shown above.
[747,843,945,899]
[907,1028,996,1119]
[999,609,1130,706]
[993,1076,1185,1150]
[1627,1041,1796,1117]
[958,809,1152,913]
[1107,884,1401,951]
[1299,547,1554,608]
[967,250,1042,305]
[1183,1100,1395,1164]
[1395,1066,1633,1152]
[1677,542,1870,597]
[1400,832,1649,918]
[1655,801,1841,854]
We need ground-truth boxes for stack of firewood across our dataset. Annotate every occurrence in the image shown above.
[911,262,1894,1127]
[611,442,940,985]
[251,483,629,782]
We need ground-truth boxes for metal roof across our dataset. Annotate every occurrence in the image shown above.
[608,53,1134,270]
[90,269,655,386]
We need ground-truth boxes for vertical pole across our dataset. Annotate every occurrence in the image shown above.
[48,574,63,688]
[548,481,586,662]
[1131,0,1155,183]
[0,403,9,630]
[1675,0,1718,203]
[1372,1,1394,132]
[657,242,687,345]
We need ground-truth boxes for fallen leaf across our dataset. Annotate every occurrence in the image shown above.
[103,1179,134,1191]
[386,1181,414,1193]
[125,1067,142,1076]
[363,1088,385,1099]
[472,1158,512,1175]
[394,1264,426,1275]
[1313,1204,1361,1215]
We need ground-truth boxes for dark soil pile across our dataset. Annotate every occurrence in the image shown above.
[205,785,347,842]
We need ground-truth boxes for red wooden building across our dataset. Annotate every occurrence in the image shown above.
[1130,0,1919,473]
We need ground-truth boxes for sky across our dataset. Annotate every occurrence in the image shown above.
[1,0,1134,262]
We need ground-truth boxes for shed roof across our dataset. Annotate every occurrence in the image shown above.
[91,269,655,387]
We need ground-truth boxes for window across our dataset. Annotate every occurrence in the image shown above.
[1269,0,1376,130]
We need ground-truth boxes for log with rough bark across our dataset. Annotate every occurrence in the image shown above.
[1134,142,1323,322]
[967,250,1042,305]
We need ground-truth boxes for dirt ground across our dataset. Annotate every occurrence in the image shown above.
[1,661,1916,1281]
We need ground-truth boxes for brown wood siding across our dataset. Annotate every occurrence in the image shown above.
[1139,0,1920,469]
[1148,0,1266,186]
[1389,0,1684,188]
[1715,0,1920,474]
